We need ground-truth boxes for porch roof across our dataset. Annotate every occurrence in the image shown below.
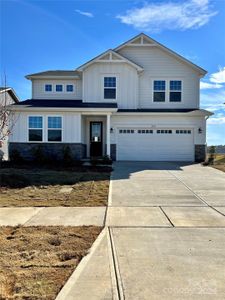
[13,99,118,109]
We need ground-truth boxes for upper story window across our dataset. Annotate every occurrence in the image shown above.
[28,116,43,141]
[104,77,116,99]
[48,116,62,142]
[170,80,182,102]
[45,84,52,92]
[56,84,63,92]
[153,80,166,102]
[66,84,74,92]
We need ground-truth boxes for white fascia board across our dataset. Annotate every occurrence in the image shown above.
[26,75,81,80]
[114,110,213,117]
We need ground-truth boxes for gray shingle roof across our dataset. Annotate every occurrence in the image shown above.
[26,70,80,78]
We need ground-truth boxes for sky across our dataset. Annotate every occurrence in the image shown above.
[1,0,225,145]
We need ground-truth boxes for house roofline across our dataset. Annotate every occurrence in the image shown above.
[0,87,20,103]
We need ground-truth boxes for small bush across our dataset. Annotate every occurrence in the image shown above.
[0,173,31,188]
[63,146,73,165]
[32,145,46,164]
[10,149,23,163]
[48,237,61,246]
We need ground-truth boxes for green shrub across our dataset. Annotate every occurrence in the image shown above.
[63,146,73,165]
[32,145,46,164]
[10,149,23,163]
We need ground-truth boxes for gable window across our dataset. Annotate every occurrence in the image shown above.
[153,81,166,102]
[56,84,63,92]
[45,84,52,92]
[48,116,62,142]
[170,80,182,102]
[28,116,43,141]
[104,77,116,99]
[66,84,74,92]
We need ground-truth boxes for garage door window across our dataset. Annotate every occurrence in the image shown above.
[157,130,172,134]
[138,129,153,134]
[176,130,191,134]
[153,80,166,102]
[119,129,134,134]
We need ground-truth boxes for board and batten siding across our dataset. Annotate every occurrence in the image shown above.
[32,79,82,100]
[9,112,81,143]
[82,62,138,109]
[110,115,206,145]
[118,46,200,109]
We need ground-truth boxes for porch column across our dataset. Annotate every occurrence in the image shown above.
[106,114,111,157]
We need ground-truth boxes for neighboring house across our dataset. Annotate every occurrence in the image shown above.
[9,33,212,162]
[0,87,20,160]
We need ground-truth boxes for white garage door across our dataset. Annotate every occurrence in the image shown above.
[117,128,194,161]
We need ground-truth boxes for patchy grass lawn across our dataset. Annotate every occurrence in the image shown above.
[0,226,101,300]
[0,169,110,207]
[212,154,225,173]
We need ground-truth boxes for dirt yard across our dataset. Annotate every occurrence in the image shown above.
[0,169,110,207]
[0,226,102,299]
[212,154,225,173]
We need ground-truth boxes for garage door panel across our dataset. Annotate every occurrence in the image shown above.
[117,128,194,161]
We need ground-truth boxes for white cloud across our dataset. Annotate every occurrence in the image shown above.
[75,9,93,18]
[200,81,223,89]
[208,117,225,124]
[117,0,217,32]
[210,67,225,84]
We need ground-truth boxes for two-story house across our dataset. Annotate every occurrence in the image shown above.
[9,33,212,162]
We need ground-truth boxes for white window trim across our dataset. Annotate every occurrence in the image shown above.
[102,75,118,101]
[44,84,53,93]
[152,79,183,103]
[27,115,43,142]
[47,115,63,143]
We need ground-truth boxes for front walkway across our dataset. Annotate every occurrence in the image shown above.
[57,162,225,300]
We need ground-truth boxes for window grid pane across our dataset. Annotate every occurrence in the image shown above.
[29,116,42,129]
[154,92,165,102]
[45,84,52,92]
[104,77,116,87]
[48,117,62,129]
[170,81,181,91]
[154,81,165,91]
[66,85,73,92]
[56,85,63,92]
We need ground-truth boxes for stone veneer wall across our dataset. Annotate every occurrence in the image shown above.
[9,143,86,161]
[110,144,116,161]
[195,144,206,162]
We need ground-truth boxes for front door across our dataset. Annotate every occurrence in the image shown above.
[90,122,103,157]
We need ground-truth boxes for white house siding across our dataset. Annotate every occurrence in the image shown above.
[32,79,82,100]
[9,112,81,143]
[82,62,138,109]
[118,46,200,109]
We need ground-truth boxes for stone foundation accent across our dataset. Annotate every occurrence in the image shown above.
[195,144,206,162]
[110,144,116,161]
[9,143,86,161]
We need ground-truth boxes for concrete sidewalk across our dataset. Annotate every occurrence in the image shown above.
[0,207,106,226]
[57,162,225,300]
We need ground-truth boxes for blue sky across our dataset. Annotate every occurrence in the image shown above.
[1,0,225,145]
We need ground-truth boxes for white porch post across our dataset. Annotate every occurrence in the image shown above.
[106,114,111,157]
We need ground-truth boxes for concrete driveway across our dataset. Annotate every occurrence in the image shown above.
[58,162,225,300]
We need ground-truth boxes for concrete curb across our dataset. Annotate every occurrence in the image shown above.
[55,227,108,300]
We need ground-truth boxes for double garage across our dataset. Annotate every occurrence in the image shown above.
[116,128,194,161]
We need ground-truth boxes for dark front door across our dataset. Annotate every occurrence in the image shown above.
[90,122,103,157]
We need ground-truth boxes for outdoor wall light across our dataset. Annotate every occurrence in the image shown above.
[198,127,203,134]
[110,127,114,133]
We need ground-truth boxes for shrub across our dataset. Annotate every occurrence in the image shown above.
[63,146,73,165]
[0,173,31,188]
[32,145,46,164]
[10,149,23,163]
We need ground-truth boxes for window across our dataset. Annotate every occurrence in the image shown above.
[48,116,62,142]
[28,116,43,141]
[157,129,172,134]
[56,84,63,92]
[153,80,166,102]
[138,129,153,134]
[45,84,52,92]
[104,77,116,99]
[66,85,74,92]
[176,130,191,134]
[170,81,182,102]
[119,129,134,134]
